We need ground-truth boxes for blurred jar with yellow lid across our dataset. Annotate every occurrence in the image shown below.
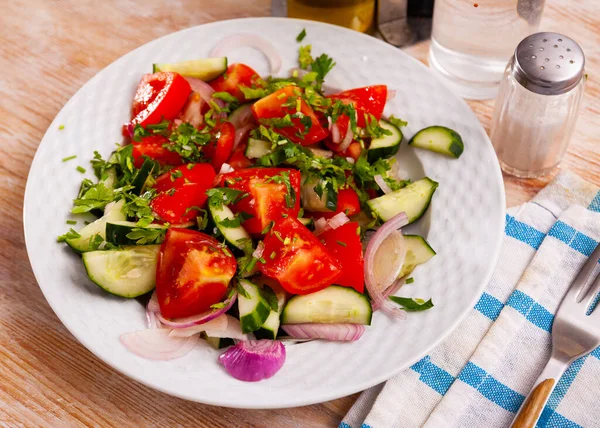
[287,0,376,33]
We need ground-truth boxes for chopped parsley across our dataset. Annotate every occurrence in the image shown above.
[66,220,77,225]
[76,166,86,174]
[126,227,167,245]
[260,286,279,312]
[58,125,65,130]
[62,155,77,162]
[57,228,80,242]
[388,115,408,129]
[296,28,307,43]
[336,240,347,247]
[406,277,415,284]
[206,188,248,210]
[389,296,434,312]
[298,45,313,69]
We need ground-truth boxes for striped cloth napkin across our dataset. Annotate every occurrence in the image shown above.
[341,171,600,428]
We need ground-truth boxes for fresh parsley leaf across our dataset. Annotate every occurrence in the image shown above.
[71,182,114,214]
[88,233,105,251]
[236,281,251,299]
[239,85,271,100]
[196,209,209,230]
[311,53,336,86]
[120,190,156,224]
[212,91,240,106]
[57,228,80,242]
[259,114,295,129]
[298,45,313,69]
[126,227,166,245]
[364,114,393,139]
[388,115,408,128]
[170,169,183,180]
[206,188,248,210]
[219,212,253,228]
[389,296,434,312]
[265,171,296,208]
[296,28,307,42]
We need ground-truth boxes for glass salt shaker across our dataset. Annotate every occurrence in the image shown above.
[490,32,585,178]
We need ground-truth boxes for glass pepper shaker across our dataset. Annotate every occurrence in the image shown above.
[490,32,585,178]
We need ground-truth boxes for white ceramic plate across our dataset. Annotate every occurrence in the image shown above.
[24,18,505,409]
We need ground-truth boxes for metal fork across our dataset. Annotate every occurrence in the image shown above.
[512,244,600,428]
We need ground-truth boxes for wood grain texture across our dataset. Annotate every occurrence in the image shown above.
[512,378,556,428]
[0,0,598,426]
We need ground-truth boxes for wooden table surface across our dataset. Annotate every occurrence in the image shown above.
[1,1,598,426]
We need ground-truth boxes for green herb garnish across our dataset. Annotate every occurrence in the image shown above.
[389,296,434,312]
[296,28,307,42]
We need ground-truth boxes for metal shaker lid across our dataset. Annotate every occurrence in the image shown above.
[513,32,585,95]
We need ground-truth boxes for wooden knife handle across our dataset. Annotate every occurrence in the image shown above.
[512,378,555,428]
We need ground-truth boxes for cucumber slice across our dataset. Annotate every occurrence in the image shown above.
[208,201,251,249]
[300,179,331,213]
[281,285,372,325]
[237,279,271,334]
[82,245,160,298]
[367,119,403,163]
[398,235,436,278]
[367,177,439,223]
[203,335,235,350]
[131,158,155,195]
[105,221,166,246]
[245,138,273,159]
[66,200,126,252]
[409,126,464,159]
[254,280,287,340]
[153,57,227,81]
[101,167,117,190]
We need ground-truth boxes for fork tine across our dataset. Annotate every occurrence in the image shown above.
[582,270,600,312]
[574,243,600,303]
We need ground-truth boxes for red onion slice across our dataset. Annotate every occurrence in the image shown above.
[210,34,282,75]
[331,123,341,143]
[219,163,235,174]
[339,126,354,152]
[234,123,255,150]
[120,329,198,360]
[252,241,265,259]
[218,340,286,382]
[374,174,393,194]
[168,314,228,338]
[364,212,409,317]
[229,104,254,129]
[156,292,237,329]
[282,324,365,341]
[180,92,204,128]
[314,212,351,236]
[387,89,397,101]
[204,315,249,340]
[185,77,215,104]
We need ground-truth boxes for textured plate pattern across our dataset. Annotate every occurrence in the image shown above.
[23,18,505,408]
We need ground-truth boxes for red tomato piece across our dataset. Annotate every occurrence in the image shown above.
[306,187,361,220]
[203,121,235,171]
[132,136,183,168]
[251,86,329,145]
[218,167,301,235]
[227,142,254,170]
[209,63,263,103]
[153,163,216,193]
[129,72,191,128]
[324,138,363,161]
[151,184,211,225]
[157,229,237,318]
[259,217,342,295]
[328,85,388,127]
[319,222,365,293]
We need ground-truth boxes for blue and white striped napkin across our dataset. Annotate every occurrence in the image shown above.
[341,171,600,428]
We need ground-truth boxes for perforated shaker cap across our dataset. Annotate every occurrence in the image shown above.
[513,32,585,95]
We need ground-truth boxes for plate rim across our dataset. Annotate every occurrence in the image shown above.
[23,16,506,409]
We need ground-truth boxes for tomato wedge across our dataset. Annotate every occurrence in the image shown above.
[218,167,301,235]
[328,85,388,127]
[132,136,183,168]
[203,121,235,171]
[252,86,329,145]
[153,163,216,192]
[227,142,254,170]
[319,222,365,293]
[129,72,191,128]
[209,63,263,103]
[156,229,236,318]
[259,217,342,295]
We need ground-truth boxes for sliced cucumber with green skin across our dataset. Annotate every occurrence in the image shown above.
[131,158,155,195]
[66,200,126,253]
[101,167,117,190]
[203,335,235,350]
[367,119,403,163]
[298,217,314,230]
[398,235,436,278]
[281,285,373,325]
[409,126,464,159]
[105,221,166,246]
[238,279,271,334]
[153,57,227,81]
[82,245,160,298]
[245,138,273,159]
[208,202,250,249]
[367,177,439,223]
[254,280,287,340]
